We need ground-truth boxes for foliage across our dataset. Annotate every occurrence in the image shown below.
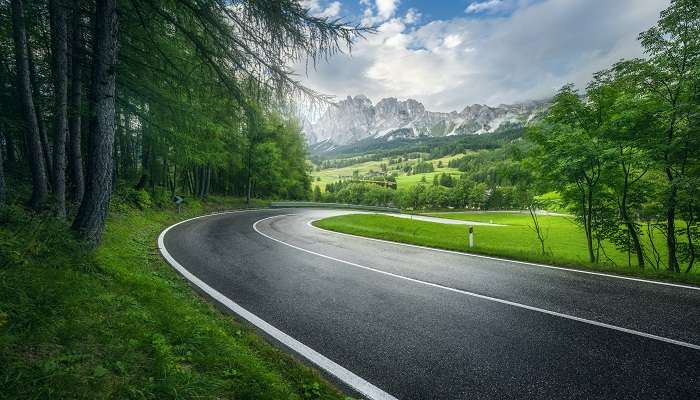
[0,0,367,242]
[527,0,700,272]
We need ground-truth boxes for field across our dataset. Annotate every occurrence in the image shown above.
[0,199,346,399]
[311,153,465,191]
[395,170,462,188]
[313,212,699,285]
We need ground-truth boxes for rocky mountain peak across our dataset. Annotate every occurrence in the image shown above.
[306,95,547,146]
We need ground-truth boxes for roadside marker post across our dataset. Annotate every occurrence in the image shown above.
[174,195,184,214]
[469,226,474,248]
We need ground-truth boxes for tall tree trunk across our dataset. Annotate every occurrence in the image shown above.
[580,185,595,264]
[68,0,84,204]
[5,134,16,167]
[684,212,696,274]
[0,133,6,206]
[136,133,150,190]
[72,0,118,245]
[197,165,205,198]
[11,0,48,208]
[620,206,645,269]
[50,0,69,217]
[170,161,177,197]
[665,182,679,272]
[247,176,252,204]
[27,41,53,183]
[619,166,645,269]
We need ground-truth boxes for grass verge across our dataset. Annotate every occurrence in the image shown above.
[0,198,350,399]
[313,213,700,286]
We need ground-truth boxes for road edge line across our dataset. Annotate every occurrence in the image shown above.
[158,210,398,400]
[255,215,700,351]
[306,218,700,291]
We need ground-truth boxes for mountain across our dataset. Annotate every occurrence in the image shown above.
[304,95,548,146]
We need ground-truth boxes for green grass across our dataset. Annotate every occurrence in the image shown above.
[0,199,349,399]
[311,154,465,192]
[313,213,700,285]
[395,171,461,189]
[311,160,387,191]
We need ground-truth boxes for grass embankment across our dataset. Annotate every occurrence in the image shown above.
[313,212,700,285]
[0,198,348,399]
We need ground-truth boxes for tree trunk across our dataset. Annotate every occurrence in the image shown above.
[72,0,118,245]
[665,182,679,272]
[27,40,54,183]
[0,133,6,206]
[5,134,16,168]
[197,166,205,198]
[620,208,645,269]
[172,161,177,196]
[619,167,645,269]
[247,176,252,204]
[204,166,211,198]
[136,134,150,190]
[50,0,69,217]
[68,0,84,205]
[684,213,696,274]
[581,186,595,264]
[11,0,48,208]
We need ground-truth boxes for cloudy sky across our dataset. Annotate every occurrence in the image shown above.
[295,0,669,113]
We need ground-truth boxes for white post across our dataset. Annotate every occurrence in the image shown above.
[469,226,474,248]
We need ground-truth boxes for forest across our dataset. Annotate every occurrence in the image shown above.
[0,0,365,244]
[0,0,698,267]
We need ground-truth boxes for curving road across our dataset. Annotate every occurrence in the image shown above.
[159,208,700,400]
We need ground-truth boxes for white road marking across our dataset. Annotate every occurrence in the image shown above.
[255,214,700,351]
[305,218,700,292]
[158,210,398,400]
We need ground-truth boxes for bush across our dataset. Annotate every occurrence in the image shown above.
[111,188,153,212]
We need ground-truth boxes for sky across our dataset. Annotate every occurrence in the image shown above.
[295,0,670,113]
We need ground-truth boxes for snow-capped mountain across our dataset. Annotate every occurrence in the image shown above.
[304,95,548,145]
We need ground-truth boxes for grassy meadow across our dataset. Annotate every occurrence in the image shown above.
[311,153,465,191]
[313,212,699,285]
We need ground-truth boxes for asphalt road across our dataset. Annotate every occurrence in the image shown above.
[160,208,700,400]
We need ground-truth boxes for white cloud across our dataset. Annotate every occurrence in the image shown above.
[442,34,463,49]
[295,0,670,111]
[361,0,401,26]
[321,1,342,18]
[404,8,421,25]
[300,0,342,18]
[465,0,507,14]
[376,0,399,20]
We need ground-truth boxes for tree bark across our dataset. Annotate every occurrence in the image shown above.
[0,133,6,206]
[665,182,679,272]
[170,161,177,197]
[684,212,696,274]
[580,184,595,264]
[618,162,645,269]
[72,0,118,245]
[27,40,53,183]
[664,108,680,272]
[50,0,69,217]
[68,0,84,205]
[5,134,16,167]
[11,0,48,208]
[620,200,645,269]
